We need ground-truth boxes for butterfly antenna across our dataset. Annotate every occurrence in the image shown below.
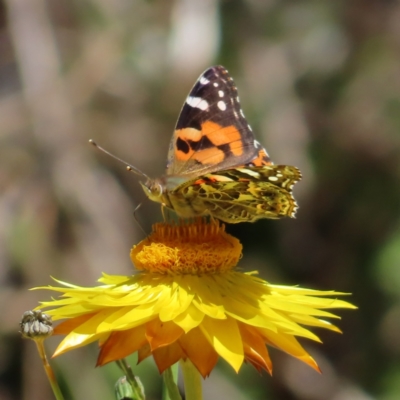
[89,139,151,180]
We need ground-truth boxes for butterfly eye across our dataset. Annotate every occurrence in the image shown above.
[153,182,163,197]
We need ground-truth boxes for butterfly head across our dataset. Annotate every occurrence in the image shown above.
[140,178,168,206]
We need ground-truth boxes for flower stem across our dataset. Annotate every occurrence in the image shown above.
[35,339,64,400]
[179,359,202,400]
[162,364,181,400]
[116,359,145,400]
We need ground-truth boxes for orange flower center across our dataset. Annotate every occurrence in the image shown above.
[130,219,242,274]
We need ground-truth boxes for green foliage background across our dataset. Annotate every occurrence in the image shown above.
[1,0,400,399]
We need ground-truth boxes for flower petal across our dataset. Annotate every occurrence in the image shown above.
[54,331,107,356]
[145,319,183,350]
[137,343,151,364]
[54,314,96,335]
[97,325,147,366]
[179,327,218,378]
[152,342,185,373]
[239,323,272,375]
[173,304,205,332]
[262,328,320,372]
[158,283,193,321]
[200,316,244,372]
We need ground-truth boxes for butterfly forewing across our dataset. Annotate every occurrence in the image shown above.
[166,65,271,177]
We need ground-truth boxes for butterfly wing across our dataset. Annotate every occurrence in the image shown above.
[166,66,271,178]
[168,165,302,223]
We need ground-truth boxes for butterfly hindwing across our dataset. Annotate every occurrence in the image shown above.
[166,66,271,177]
[167,165,301,223]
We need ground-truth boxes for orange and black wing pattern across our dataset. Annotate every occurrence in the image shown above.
[166,66,271,177]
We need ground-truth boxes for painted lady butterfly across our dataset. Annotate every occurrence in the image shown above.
[92,66,301,223]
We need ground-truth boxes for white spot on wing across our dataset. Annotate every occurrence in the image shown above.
[268,176,279,182]
[217,101,227,111]
[186,96,209,111]
[199,76,209,85]
[254,140,261,148]
[247,124,252,131]
[236,168,260,178]
[236,96,240,102]
[218,90,224,97]
[213,82,219,87]
[240,109,245,118]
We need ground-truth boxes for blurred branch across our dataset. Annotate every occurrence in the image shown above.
[6,0,75,152]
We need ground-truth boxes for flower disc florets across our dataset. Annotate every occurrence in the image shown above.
[131,219,242,274]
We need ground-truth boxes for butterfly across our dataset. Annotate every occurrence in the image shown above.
[92,66,301,223]
[141,65,302,223]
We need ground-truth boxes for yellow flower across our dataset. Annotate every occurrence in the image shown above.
[37,219,356,378]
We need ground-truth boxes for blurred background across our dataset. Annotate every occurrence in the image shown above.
[1,0,400,399]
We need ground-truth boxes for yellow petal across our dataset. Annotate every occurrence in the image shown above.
[200,316,244,372]
[173,303,205,332]
[262,328,320,372]
[158,284,193,321]
[54,331,106,356]
[54,313,96,335]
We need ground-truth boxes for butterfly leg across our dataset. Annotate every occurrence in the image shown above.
[161,204,167,222]
[133,203,148,236]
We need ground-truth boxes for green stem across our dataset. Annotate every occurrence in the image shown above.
[179,359,202,400]
[35,340,65,400]
[162,364,181,400]
[116,359,145,400]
